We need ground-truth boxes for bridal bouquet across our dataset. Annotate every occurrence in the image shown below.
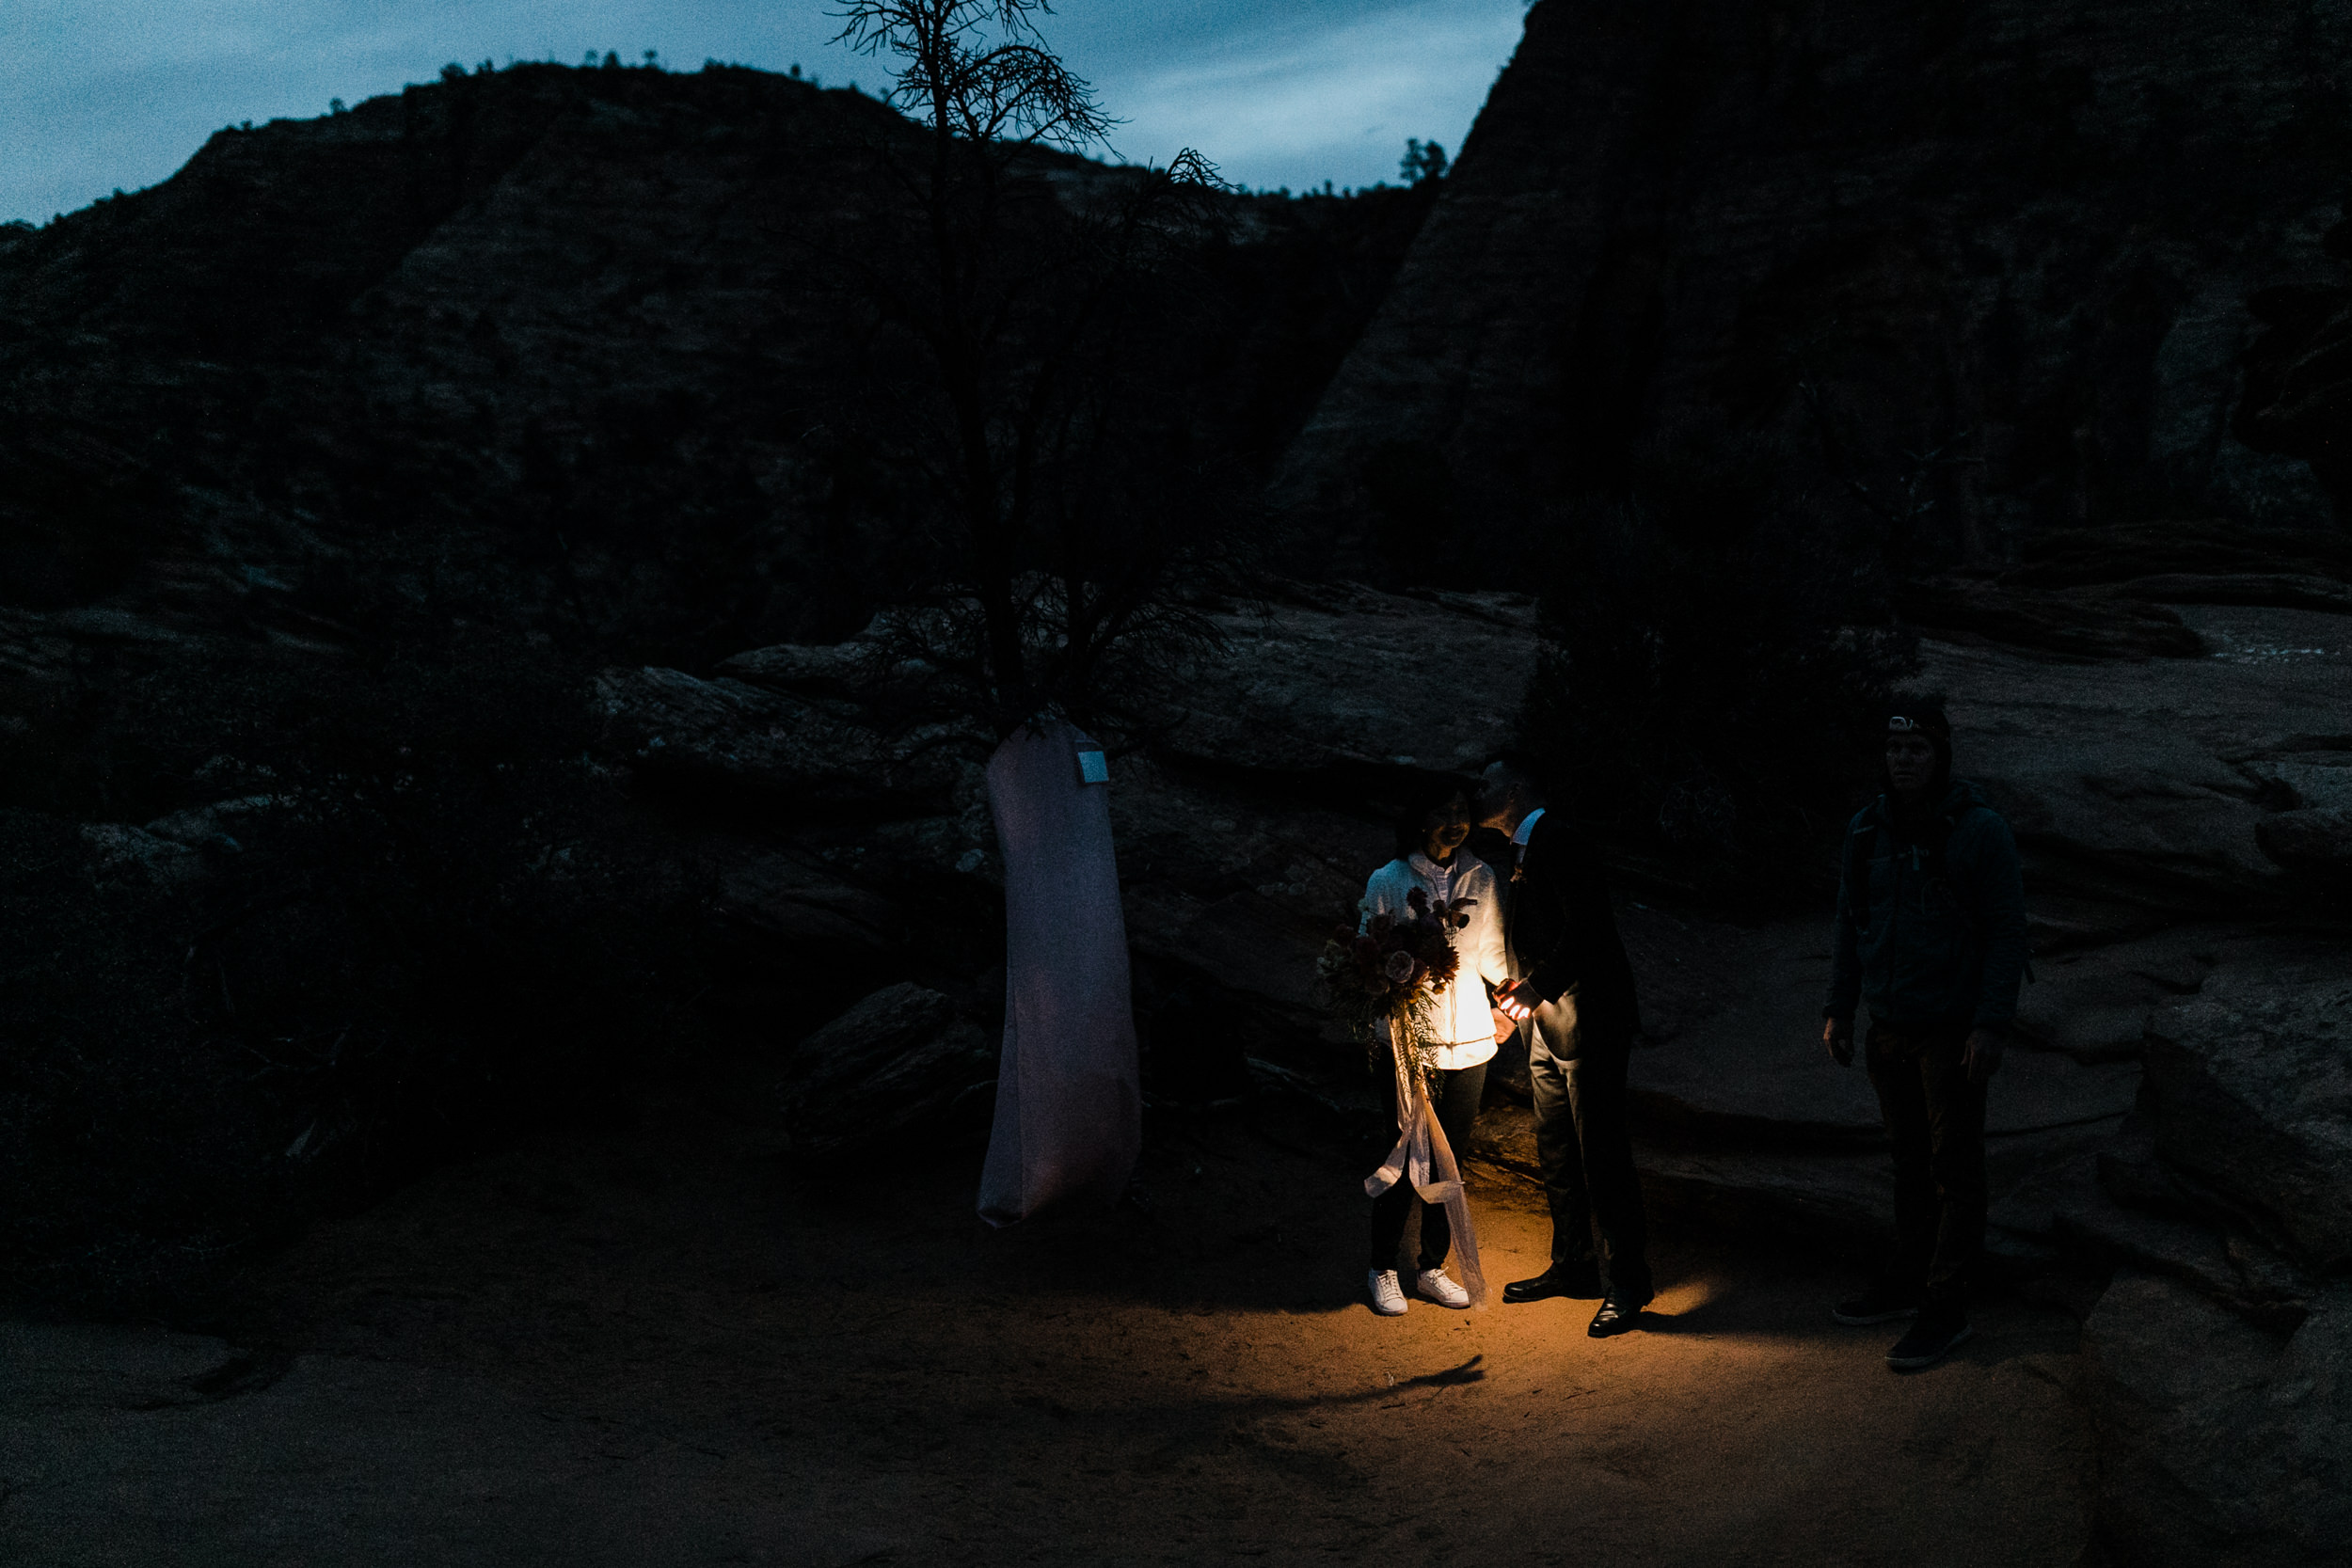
[1314,888,1473,1074]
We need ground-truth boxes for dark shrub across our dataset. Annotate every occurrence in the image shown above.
[0,627,723,1315]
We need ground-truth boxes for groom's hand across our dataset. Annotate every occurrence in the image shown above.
[1963,1027,2005,1085]
[1495,980,1534,1022]
[1822,1015,1853,1068]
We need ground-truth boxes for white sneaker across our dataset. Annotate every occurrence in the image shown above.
[1367,1269,1407,1315]
[1416,1268,1471,1308]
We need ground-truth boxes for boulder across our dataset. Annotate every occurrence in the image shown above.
[1107,747,1397,1047]
[779,983,996,1157]
[2114,572,2352,617]
[76,824,204,888]
[2142,960,2352,1270]
[714,641,881,700]
[1896,579,2205,662]
[2001,523,2352,592]
[2239,266,2352,520]
[1928,606,2352,911]
[859,812,1001,888]
[1154,581,1539,780]
[1986,1139,2315,1332]
[2084,1272,2352,1568]
[592,666,969,807]
[143,794,291,854]
[2255,805,2352,876]
[2010,927,2226,1064]
[2023,894,2180,954]
[716,854,904,949]
[0,608,207,691]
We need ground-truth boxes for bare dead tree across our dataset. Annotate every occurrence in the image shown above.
[826,0,1241,743]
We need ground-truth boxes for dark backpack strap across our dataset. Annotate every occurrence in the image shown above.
[1937,803,2038,984]
[1930,805,1992,939]
[1924,809,1961,889]
[1843,818,1879,930]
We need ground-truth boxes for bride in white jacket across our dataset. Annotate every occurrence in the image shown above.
[1359,780,1510,1315]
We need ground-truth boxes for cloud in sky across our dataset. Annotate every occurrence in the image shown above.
[1094,2,1525,193]
[1,1,1528,224]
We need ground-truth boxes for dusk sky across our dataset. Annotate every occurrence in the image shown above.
[2,0,1530,226]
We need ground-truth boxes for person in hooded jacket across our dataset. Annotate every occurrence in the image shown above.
[1823,697,2028,1370]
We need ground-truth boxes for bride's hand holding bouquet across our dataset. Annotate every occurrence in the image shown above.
[1313,886,1473,1073]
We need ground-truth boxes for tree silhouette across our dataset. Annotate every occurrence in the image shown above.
[827,0,1239,742]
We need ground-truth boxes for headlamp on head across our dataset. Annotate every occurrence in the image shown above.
[1885,705,1950,741]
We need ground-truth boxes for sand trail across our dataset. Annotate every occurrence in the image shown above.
[0,1103,2091,1566]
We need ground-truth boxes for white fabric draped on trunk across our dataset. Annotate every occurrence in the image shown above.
[977,721,1141,1226]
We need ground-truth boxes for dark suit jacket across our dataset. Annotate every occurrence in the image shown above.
[1505,814,1640,1057]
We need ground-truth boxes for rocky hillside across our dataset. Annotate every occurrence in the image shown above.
[0,59,1434,661]
[1276,0,2352,573]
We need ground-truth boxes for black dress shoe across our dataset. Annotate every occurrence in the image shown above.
[1587,1288,1653,1338]
[1502,1261,1603,1304]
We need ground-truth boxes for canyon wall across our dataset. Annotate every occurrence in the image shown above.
[1277,0,2352,574]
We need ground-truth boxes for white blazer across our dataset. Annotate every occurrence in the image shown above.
[1358,852,1508,1069]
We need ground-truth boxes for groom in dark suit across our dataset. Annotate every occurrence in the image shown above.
[1478,758,1654,1336]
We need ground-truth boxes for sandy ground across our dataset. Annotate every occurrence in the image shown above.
[1,1101,2094,1567]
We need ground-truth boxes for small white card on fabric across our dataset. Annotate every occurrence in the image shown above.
[1074,747,1110,785]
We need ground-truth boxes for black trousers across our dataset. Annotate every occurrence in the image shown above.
[1369,1053,1487,1272]
[1865,1021,1988,1304]
[1528,1015,1650,1296]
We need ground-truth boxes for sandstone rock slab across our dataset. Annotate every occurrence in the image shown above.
[780,983,995,1156]
[143,794,290,854]
[1157,582,1537,780]
[1110,752,1392,1040]
[0,1321,246,1413]
[1928,607,2352,912]
[714,641,878,699]
[1897,578,2205,661]
[2143,958,2352,1269]
[2010,926,2228,1063]
[2256,805,2352,876]
[1989,1145,2314,1331]
[593,666,967,807]
[76,823,205,888]
[2085,1272,2352,1568]
[716,853,903,949]
[1620,917,2143,1145]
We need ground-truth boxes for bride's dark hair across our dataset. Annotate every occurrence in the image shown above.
[1392,777,1473,860]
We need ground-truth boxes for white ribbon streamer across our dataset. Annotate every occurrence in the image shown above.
[1363,1016,1487,1306]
